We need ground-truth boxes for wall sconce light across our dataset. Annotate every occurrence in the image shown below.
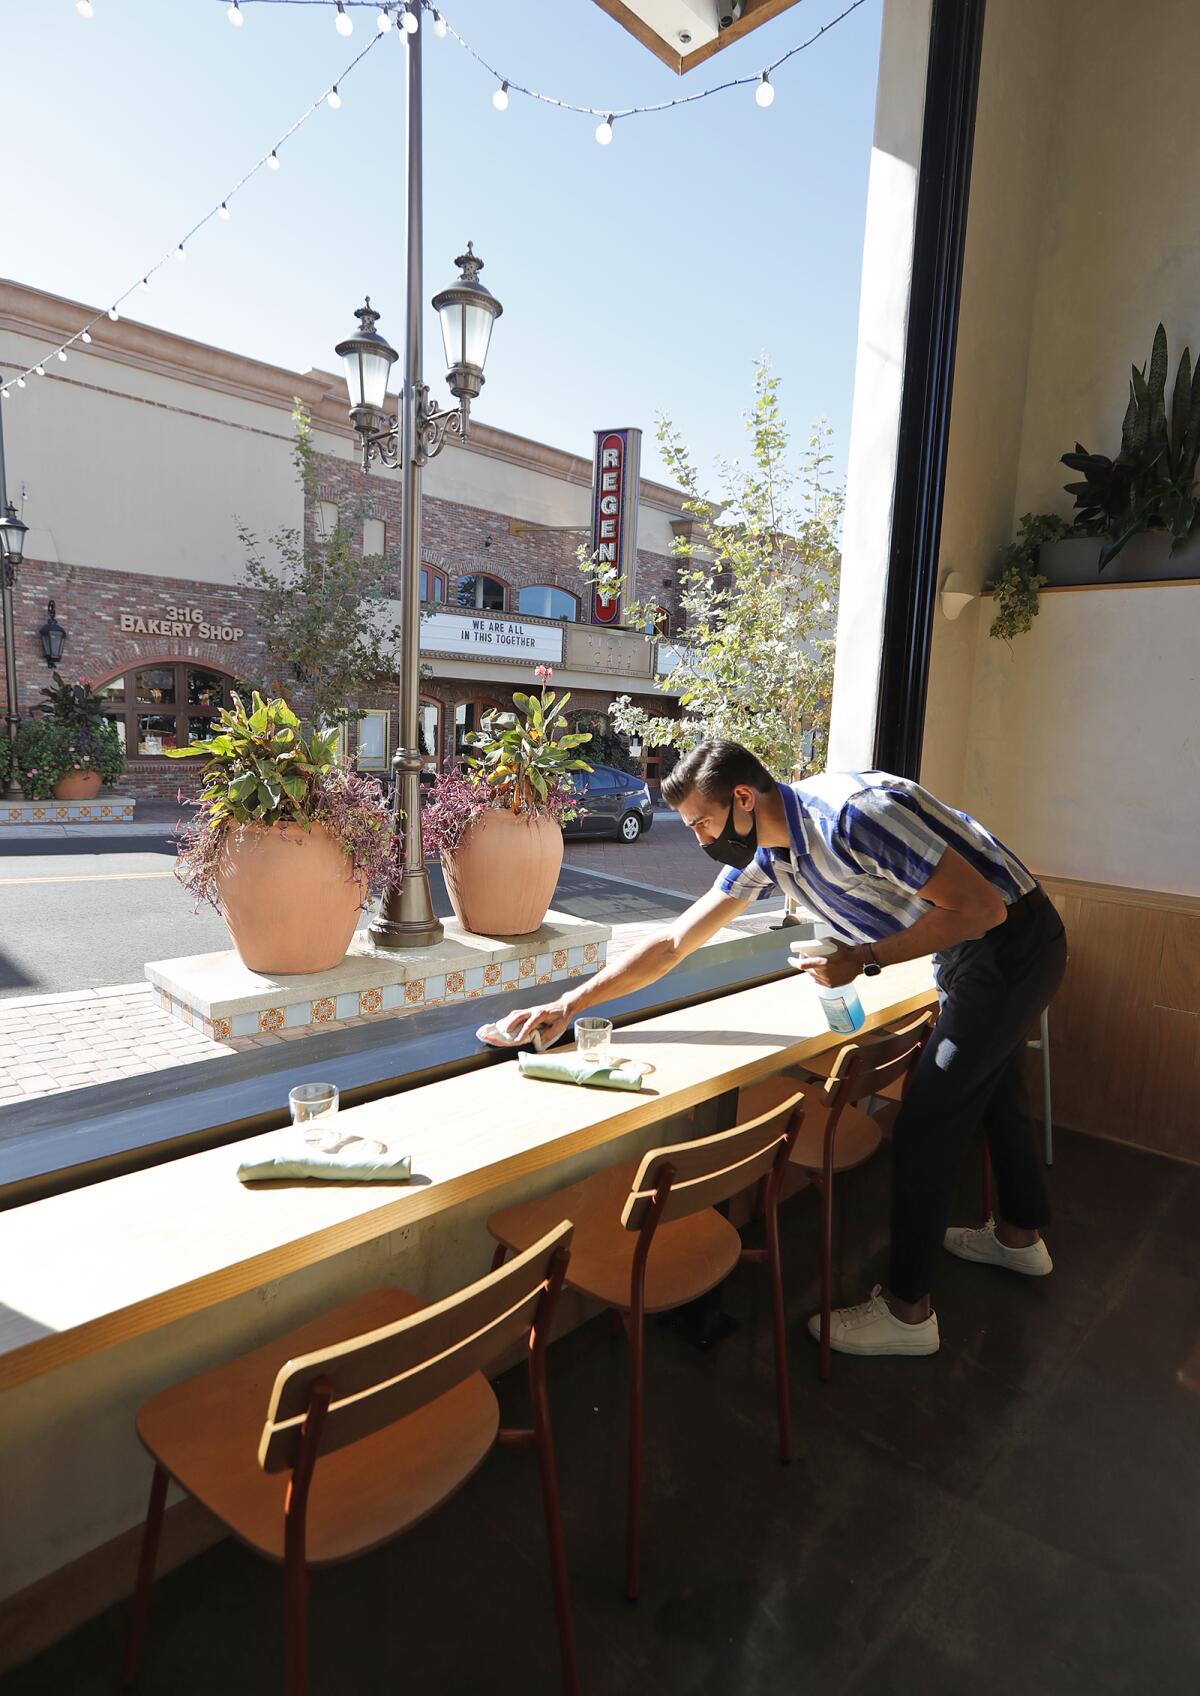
[940,571,976,621]
[39,599,67,666]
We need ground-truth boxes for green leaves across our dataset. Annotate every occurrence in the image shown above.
[461,675,592,815]
[165,691,343,828]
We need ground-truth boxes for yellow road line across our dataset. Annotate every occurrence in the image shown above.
[0,871,176,886]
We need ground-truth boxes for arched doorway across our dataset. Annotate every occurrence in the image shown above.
[94,660,236,754]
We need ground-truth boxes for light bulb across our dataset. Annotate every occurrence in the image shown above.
[493,81,509,111]
[82,330,93,343]
[17,376,26,389]
[36,365,46,377]
[433,10,446,36]
[335,1,353,35]
[376,6,391,29]
[219,201,231,219]
[227,1,243,25]
[1,389,9,401]
[108,307,119,321]
[402,4,418,32]
[57,349,68,362]
[327,85,342,108]
[268,150,280,169]
[175,245,186,261]
[755,73,775,107]
[140,277,150,290]
[595,115,613,145]
[76,1,94,17]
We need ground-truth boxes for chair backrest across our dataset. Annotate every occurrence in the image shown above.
[258,1221,573,1474]
[822,1010,935,1109]
[620,1087,807,1232]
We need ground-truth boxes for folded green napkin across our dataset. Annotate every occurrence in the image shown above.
[517,1052,648,1090]
[237,1131,412,1184]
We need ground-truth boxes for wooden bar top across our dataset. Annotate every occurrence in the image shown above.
[0,960,937,1390]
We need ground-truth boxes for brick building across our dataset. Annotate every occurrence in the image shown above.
[0,280,689,798]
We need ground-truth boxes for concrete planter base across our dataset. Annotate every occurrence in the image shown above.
[0,795,135,825]
[1040,530,1200,585]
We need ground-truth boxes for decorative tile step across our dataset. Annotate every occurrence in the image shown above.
[144,911,611,1041]
[0,795,136,824]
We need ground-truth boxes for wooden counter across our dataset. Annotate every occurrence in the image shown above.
[0,960,937,1391]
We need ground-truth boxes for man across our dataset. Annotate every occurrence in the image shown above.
[497,740,1067,1359]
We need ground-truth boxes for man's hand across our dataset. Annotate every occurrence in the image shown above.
[486,998,574,1049]
[789,939,866,989]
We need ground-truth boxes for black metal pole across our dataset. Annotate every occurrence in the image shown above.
[0,375,25,799]
[873,0,987,778]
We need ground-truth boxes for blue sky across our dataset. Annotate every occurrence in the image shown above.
[2,0,881,488]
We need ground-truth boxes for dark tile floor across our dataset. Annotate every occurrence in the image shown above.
[6,1127,1199,1696]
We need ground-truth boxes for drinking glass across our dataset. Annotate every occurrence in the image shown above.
[574,1017,614,1065]
[289,1082,340,1149]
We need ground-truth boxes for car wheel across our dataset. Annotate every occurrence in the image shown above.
[619,812,643,842]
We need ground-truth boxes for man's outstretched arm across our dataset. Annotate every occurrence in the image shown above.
[495,886,752,1048]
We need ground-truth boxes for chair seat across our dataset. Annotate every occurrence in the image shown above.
[737,1078,883,1172]
[488,1161,742,1314]
[136,1288,499,1567]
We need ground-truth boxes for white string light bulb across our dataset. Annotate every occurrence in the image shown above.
[493,81,509,111]
[82,330,93,343]
[595,115,613,145]
[140,277,150,291]
[108,307,119,321]
[218,201,231,219]
[327,84,342,108]
[268,150,281,169]
[433,10,447,37]
[376,6,392,30]
[755,72,775,107]
[76,1,94,18]
[335,2,353,36]
[57,349,68,362]
[227,2,243,25]
[36,365,46,377]
[17,377,26,389]
[175,245,186,260]
[402,4,419,33]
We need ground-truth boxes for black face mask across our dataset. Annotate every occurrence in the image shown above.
[701,799,759,869]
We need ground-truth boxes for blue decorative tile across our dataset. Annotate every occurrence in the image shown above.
[284,1001,310,1028]
[463,966,485,993]
[335,992,359,1021]
[424,974,446,1001]
[382,982,407,1009]
[231,1011,260,1038]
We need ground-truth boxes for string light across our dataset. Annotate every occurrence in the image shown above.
[175,244,187,260]
[327,84,342,108]
[218,201,231,219]
[433,10,447,38]
[81,331,92,344]
[268,149,281,168]
[335,1,353,36]
[140,277,150,290]
[755,73,775,107]
[402,3,419,33]
[108,307,119,321]
[227,1,243,24]
[595,115,613,145]
[376,6,391,30]
[35,366,46,378]
[57,349,68,362]
[17,377,26,389]
[75,1,94,18]
[493,81,509,111]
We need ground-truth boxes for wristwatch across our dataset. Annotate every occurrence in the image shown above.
[861,942,882,977]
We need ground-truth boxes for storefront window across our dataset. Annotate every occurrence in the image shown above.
[356,709,391,771]
[420,567,446,602]
[518,585,578,621]
[98,662,235,756]
[418,698,442,770]
[456,574,506,611]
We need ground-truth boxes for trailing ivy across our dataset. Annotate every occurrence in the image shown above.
[987,513,1071,643]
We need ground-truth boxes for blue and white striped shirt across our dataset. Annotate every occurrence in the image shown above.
[714,771,1036,944]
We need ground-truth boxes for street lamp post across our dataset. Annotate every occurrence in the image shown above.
[0,379,31,802]
[335,19,502,951]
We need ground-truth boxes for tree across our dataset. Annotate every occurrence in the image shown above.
[239,407,396,726]
[579,362,842,779]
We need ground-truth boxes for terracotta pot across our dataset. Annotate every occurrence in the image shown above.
[214,822,366,974]
[442,808,563,937]
[53,770,103,801]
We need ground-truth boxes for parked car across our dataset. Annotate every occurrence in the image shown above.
[564,763,654,841]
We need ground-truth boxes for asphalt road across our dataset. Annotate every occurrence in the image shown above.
[2,822,698,999]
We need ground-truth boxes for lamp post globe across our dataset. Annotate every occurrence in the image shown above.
[335,299,400,439]
[431,243,503,404]
[0,501,27,567]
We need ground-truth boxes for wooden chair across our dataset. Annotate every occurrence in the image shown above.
[122,1224,578,1696]
[737,1012,935,1380]
[486,1087,807,1602]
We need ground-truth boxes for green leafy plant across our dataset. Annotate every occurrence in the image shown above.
[166,692,399,910]
[0,732,10,793]
[462,666,592,813]
[1062,322,1200,569]
[29,672,126,786]
[987,512,1072,642]
[38,672,108,738]
[12,720,64,800]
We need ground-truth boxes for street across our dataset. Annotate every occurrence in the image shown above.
[3,811,714,999]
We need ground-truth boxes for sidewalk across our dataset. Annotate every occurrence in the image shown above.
[0,907,790,1106]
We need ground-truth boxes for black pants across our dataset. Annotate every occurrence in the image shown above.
[888,888,1068,1304]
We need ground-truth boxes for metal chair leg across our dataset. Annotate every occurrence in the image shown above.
[121,1464,168,1688]
[765,1201,792,1461]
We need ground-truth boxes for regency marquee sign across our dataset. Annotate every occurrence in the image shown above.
[589,427,642,626]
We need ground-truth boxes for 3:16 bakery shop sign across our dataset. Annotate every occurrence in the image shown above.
[589,427,642,626]
[118,604,245,641]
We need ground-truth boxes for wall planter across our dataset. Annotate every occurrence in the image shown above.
[52,771,104,802]
[441,809,564,937]
[1039,530,1200,587]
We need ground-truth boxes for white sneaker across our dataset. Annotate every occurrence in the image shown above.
[807,1284,940,1357]
[943,1218,1053,1276]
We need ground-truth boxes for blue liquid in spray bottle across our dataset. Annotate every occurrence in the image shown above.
[799,938,866,1035]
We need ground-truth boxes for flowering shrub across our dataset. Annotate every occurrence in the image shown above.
[462,667,592,814]
[0,733,9,793]
[167,692,399,911]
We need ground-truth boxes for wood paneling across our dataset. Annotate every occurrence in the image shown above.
[1039,876,1200,1163]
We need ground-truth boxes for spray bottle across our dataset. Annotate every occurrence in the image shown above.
[796,937,866,1035]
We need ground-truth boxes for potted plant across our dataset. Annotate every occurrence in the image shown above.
[167,692,398,974]
[422,667,591,937]
[28,673,125,800]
